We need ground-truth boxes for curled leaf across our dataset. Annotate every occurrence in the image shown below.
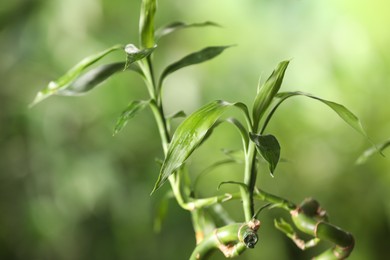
[250,133,281,176]
[124,44,156,70]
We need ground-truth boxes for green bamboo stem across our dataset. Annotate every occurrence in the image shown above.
[254,188,296,211]
[258,192,354,259]
[243,141,258,221]
[188,193,242,210]
[313,222,354,259]
[140,56,192,210]
[190,220,260,260]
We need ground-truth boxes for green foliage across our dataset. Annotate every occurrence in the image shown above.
[152,100,244,193]
[356,139,390,164]
[156,21,220,39]
[252,60,289,130]
[139,0,157,48]
[273,91,368,137]
[113,100,151,136]
[124,44,156,70]
[250,133,281,176]
[158,46,232,88]
[28,0,376,259]
[30,44,124,106]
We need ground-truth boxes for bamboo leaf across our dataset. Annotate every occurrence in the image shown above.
[250,133,281,176]
[273,91,368,137]
[113,100,150,136]
[356,139,390,164]
[124,44,156,70]
[151,100,244,193]
[30,45,124,106]
[253,60,290,129]
[155,21,220,39]
[159,46,232,87]
[139,0,156,48]
[56,62,125,96]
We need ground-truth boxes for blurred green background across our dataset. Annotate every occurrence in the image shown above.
[1,0,389,259]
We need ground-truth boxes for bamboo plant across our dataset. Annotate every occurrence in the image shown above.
[31,0,367,259]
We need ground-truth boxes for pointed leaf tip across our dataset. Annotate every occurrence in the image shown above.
[253,60,290,128]
[30,44,124,106]
[275,91,368,138]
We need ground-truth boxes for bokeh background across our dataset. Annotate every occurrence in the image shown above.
[1,0,389,259]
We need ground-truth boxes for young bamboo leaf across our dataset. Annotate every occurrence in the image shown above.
[271,91,368,137]
[113,100,150,136]
[250,133,281,176]
[159,46,232,88]
[30,44,124,106]
[252,60,290,130]
[155,21,220,40]
[356,139,390,164]
[151,100,246,193]
[139,0,156,48]
[124,44,156,70]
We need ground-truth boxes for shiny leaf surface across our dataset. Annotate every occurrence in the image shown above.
[151,100,246,193]
[31,45,124,106]
[56,62,125,96]
[124,44,156,70]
